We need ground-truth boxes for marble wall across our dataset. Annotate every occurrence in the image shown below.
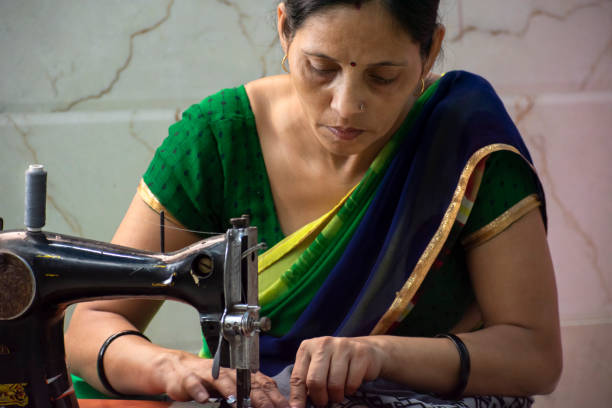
[1,0,610,406]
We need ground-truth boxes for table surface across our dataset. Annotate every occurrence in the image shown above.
[78,400,217,408]
[78,401,169,408]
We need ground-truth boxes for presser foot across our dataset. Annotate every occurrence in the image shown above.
[217,392,251,408]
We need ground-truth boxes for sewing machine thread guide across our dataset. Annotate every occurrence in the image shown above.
[160,210,165,253]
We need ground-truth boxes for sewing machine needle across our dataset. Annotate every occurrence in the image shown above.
[236,368,251,408]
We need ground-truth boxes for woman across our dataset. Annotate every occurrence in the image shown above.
[65,1,562,407]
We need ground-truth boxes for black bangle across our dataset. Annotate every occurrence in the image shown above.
[435,333,471,400]
[97,330,151,396]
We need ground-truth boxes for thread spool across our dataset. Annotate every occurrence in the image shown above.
[24,164,47,231]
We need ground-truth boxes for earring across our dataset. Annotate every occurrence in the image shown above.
[359,103,365,112]
[415,78,425,96]
[281,55,289,73]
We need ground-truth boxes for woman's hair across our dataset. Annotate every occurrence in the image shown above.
[281,0,441,59]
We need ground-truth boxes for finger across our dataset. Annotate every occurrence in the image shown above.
[204,368,238,400]
[250,385,275,408]
[250,375,281,408]
[165,373,209,403]
[184,374,210,403]
[257,376,289,408]
[345,356,368,396]
[304,339,334,407]
[267,388,290,408]
[327,349,350,403]
[289,345,312,408]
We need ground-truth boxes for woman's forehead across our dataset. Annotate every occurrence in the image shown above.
[298,1,389,27]
[293,3,419,62]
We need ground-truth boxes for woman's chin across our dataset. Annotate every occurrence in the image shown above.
[322,139,366,158]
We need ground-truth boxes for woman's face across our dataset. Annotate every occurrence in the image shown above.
[279,1,439,157]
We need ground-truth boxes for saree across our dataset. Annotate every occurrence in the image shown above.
[257,70,545,376]
[272,365,534,408]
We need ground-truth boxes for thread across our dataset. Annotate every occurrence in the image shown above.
[140,216,222,236]
[24,164,47,230]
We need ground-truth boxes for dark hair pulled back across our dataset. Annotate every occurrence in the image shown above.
[281,0,441,59]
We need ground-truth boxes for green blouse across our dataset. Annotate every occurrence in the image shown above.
[143,87,283,247]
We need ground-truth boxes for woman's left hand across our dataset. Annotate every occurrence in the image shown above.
[289,336,386,408]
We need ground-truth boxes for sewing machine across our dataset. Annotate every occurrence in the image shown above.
[0,165,269,408]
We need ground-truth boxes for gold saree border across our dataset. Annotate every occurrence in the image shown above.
[461,194,541,250]
[370,143,536,335]
[137,179,182,226]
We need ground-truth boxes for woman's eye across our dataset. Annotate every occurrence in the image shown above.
[370,74,396,85]
[309,62,337,76]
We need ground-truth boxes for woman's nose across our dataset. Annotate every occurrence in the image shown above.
[330,79,365,118]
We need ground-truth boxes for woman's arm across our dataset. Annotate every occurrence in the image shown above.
[65,193,288,407]
[289,208,562,406]
[65,193,203,397]
[461,207,562,395]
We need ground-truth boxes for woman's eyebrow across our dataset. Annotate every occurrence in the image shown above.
[367,61,408,67]
[303,51,339,62]
[303,51,407,67]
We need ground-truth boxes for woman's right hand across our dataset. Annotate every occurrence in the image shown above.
[150,349,288,408]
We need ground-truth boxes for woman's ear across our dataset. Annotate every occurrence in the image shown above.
[423,24,446,76]
[277,2,289,55]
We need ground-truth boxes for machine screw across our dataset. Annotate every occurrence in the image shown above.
[230,214,250,228]
[254,316,271,332]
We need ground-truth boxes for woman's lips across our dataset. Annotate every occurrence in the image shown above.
[326,126,364,140]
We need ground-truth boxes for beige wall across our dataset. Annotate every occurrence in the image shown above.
[1,1,610,406]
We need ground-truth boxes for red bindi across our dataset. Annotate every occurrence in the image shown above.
[350,62,357,67]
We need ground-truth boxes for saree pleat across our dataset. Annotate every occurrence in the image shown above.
[258,71,545,376]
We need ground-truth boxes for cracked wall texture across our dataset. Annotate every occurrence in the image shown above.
[0,1,610,406]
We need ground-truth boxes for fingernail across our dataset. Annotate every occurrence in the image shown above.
[196,392,207,402]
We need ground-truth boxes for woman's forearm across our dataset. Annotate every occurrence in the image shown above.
[65,303,169,396]
[367,325,561,397]
[459,325,561,395]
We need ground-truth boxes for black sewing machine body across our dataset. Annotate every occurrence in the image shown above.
[1,166,265,408]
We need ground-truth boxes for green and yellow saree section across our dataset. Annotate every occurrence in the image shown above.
[258,184,357,311]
